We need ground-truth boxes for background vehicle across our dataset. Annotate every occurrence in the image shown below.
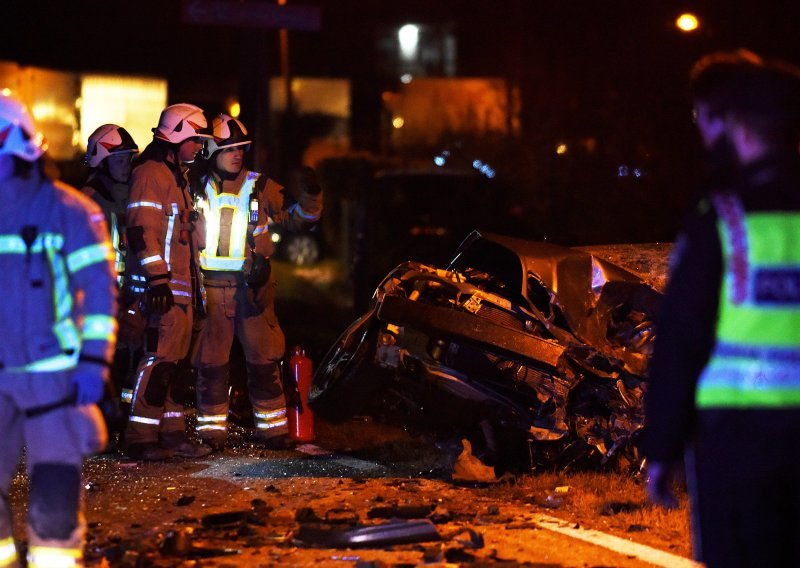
[270,220,324,266]
[310,231,663,473]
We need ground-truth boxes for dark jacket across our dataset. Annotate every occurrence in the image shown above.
[644,154,800,463]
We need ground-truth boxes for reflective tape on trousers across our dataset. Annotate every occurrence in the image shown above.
[27,545,81,567]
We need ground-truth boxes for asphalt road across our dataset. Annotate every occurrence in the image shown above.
[6,414,697,567]
[7,255,696,566]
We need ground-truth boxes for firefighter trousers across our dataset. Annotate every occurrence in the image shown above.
[687,409,800,567]
[194,280,286,442]
[125,303,193,446]
[0,371,106,567]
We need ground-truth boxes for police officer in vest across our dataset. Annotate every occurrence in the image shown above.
[0,94,117,567]
[191,114,322,451]
[122,104,213,460]
[645,51,800,566]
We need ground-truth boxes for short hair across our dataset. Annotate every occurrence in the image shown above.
[691,50,800,147]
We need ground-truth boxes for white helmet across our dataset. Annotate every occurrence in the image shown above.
[152,103,212,144]
[207,114,251,155]
[85,124,139,168]
[0,93,46,162]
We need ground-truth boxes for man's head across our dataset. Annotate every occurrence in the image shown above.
[152,103,213,165]
[208,114,250,178]
[85,124,139,183]
[691,50,800,162]
[0,93,47,181]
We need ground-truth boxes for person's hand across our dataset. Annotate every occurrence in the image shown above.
[247,254,271,290]
[645,460,680,509]
[147,283,174,314]
[291,167,322,216]
[73,362,108,405]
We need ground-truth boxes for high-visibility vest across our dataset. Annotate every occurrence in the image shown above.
[696,192,800,408]
[109,210,126,286]
[197,171,259,272]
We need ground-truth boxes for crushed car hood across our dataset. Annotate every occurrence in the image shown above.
[449,232,661,375]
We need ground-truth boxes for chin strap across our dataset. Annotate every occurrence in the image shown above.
[213,166,240,181]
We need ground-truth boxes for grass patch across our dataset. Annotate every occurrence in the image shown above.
[496,471,691,558]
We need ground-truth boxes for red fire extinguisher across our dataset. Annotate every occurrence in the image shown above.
[287,345,315,443]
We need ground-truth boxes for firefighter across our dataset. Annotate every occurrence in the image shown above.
[81,125,141,416]
[0,93,116,567]
[122,103,213,460]
[191,114,322,451]
[81,124,138,283]
[644,52,800,566]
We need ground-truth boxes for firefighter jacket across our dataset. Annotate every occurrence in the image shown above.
[696,193,800,408]
[0,177,117,372]
[81,172,128,284]
[127,160,205,305]
[195,168,322,275]
[644,154,800,464]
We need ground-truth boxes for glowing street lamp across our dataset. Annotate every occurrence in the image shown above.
[676,13,699,33]
[398,24,420,60]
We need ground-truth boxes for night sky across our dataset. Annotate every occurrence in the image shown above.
[5,1,800,243]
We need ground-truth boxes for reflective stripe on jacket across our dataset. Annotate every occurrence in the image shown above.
[696,192,800,408]
[198,171,259,271]
[193,168,322,277]
[127,160,205,304]
[81,173,128,286]
[0,179,117,372]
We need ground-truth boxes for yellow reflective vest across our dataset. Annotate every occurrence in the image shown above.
[696,192,800,408]
[198,171,259,271]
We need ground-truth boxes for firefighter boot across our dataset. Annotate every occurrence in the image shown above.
[160,431,212,459]
[124,442,175,461]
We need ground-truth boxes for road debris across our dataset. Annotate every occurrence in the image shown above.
[294,519,442,548]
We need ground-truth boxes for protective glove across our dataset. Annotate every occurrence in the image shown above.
[645,460,680,509]
[247,254,271,290]
[73,361,109,405]
[291,167,322,218]
[147,283,175,314]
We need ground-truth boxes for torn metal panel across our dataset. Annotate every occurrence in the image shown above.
[310,230,664,472]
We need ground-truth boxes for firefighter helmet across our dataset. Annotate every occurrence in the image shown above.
[152,103,212,144]
[207,114,251,155]
[0,93,46,162]
[85,124,139,168]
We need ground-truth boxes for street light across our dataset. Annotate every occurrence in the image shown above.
[676,13,700,33]
[398,24,420,60]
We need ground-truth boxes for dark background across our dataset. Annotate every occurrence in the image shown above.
[5,1,800,245]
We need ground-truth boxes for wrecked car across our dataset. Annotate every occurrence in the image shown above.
[309,231,663,473]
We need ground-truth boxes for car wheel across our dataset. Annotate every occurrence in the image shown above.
[285,234,320,265]
[309,313,387,421]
